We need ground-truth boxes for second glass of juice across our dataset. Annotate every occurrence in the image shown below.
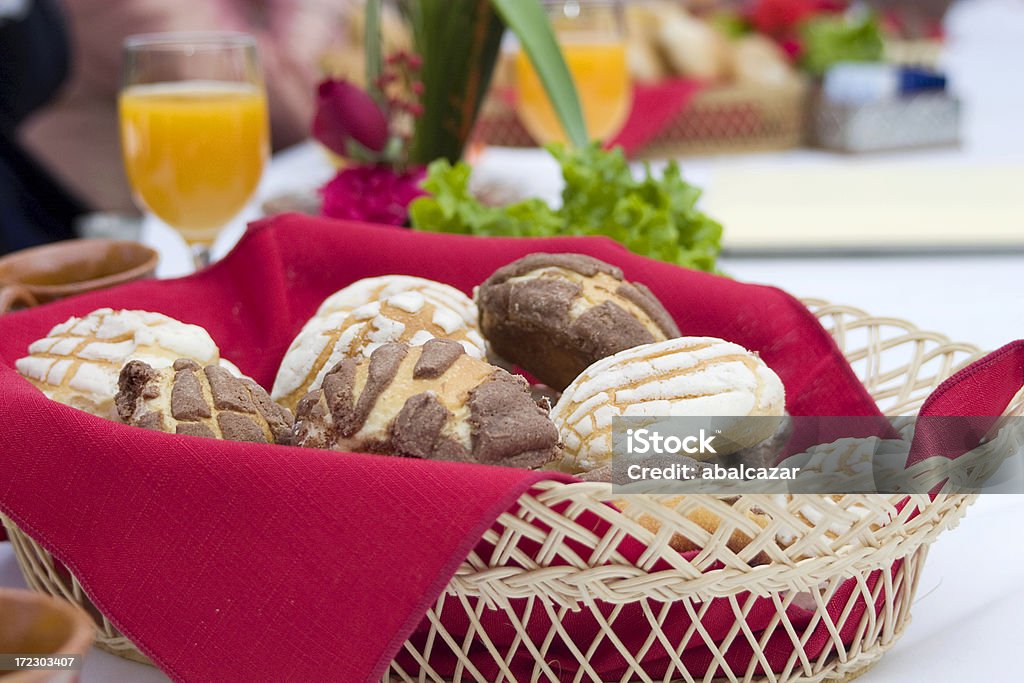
[514,0,632,145]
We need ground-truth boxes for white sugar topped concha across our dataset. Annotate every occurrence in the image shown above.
[314,275,477,327]
[551,336,786,473]
[15,308,232,419]
[272,283,486,411]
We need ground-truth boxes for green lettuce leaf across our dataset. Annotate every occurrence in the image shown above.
[409,143,723,272]
[800,13,885,76]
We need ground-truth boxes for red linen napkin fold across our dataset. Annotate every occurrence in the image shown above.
[609,79,703,156]
[0,214,1014,682]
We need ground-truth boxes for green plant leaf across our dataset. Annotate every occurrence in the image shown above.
[364,0,384,106]
[490,0,588,148]
[799,13,884,76]
[402,0,506,164]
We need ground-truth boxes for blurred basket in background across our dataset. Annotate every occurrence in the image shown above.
[635,80,808,156]
[474,80,809,157]
[811,89,960,154]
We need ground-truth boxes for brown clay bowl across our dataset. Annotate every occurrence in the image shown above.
[0,240,158,314]
[0,587,95,682]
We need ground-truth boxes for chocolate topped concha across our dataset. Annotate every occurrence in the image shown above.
[272,290,487,412]
[476,253,680,390]
[116,359,293,444]
[293,339,561,469]
[15,308,240,419]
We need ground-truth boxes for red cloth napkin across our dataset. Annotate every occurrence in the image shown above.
[609,79,703,156]
[0,215,1017,682]
[907,340,1024,466]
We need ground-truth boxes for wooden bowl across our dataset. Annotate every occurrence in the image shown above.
[0,587,94,682]
[0,240,158,314]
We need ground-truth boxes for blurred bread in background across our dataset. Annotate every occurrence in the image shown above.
[656,5,733,82]
[625,2,672,82]
[626,2,801,87]
[490,1,802,90]
[319,3,413,85]
[730,34,803,89]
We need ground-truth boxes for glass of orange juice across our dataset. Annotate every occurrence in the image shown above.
[120,32,269,269]
[514,0,631,145]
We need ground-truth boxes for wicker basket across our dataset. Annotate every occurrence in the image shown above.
[811,90,961,154]
[2,298,1015,682]
[473,82,809,157]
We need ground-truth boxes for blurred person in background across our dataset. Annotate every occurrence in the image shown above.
[15,0,357,215]
[0,0,84,254]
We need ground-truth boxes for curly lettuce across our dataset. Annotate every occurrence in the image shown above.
[409,144,723,272]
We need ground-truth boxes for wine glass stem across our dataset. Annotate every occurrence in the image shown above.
[191,244,213,271]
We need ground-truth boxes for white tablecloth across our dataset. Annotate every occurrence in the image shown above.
[4,1,1024,680]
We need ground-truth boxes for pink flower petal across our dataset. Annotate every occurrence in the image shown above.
[320,165,427,226]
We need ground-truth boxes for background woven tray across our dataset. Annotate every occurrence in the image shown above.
[473,82,809,157]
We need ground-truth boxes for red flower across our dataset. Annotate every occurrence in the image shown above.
[749,0,845,38]
[320,165,427,226]
[312,79,390,156]
[780,37,804,60]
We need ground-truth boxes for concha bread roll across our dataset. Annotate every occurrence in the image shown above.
[730,34,803,89]
[217,358,250,381]
[624,3,671,83]
[627,38,669,83]
[551,337,786,473]
[272,290,487,412]
[116,359,293,445]
[293,339,561,469]
[657,8,731,82]
[314,275,477,327]
[476,253,680,391]
[15,308,235,419]
[624,2,666,39]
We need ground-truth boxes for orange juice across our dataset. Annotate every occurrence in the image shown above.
[515,42,631,144]
[119,81,268,244]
